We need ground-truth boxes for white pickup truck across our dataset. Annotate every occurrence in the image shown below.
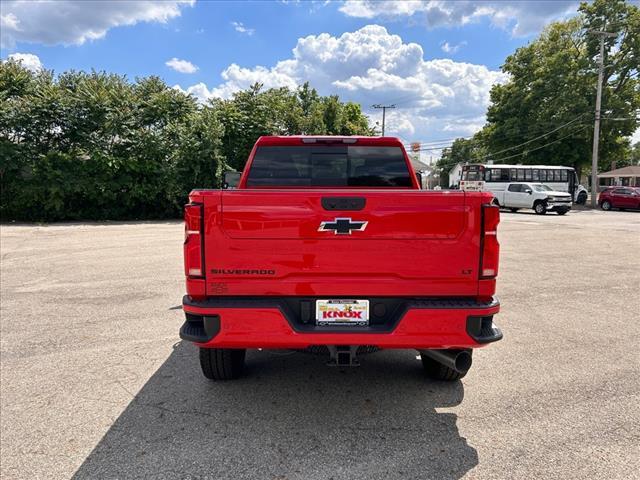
[493,182,572,215]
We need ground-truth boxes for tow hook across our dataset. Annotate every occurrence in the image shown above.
[327,345,360,367]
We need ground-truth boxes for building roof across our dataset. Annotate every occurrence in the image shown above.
[411,158,432,172]
[598,165,640,178]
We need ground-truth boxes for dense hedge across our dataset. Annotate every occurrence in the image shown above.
[0,61,373,221]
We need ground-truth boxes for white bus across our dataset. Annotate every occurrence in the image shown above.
[459,164,588,204]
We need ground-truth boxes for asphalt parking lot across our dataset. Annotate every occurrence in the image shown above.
[1,209,639,480]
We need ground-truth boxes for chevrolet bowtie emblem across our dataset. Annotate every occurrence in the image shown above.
[318,218,368,235]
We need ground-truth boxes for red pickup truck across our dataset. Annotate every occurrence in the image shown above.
[180,136,502,381]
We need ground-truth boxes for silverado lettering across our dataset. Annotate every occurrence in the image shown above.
[210,269,276,275]
[180,135,503,381]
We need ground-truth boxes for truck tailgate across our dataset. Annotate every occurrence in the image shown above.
[202,189,482,296]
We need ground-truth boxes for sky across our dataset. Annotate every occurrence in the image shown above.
[1,0,638,158]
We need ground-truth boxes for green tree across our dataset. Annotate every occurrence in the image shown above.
[436,138,485,186]
[341,102,372,135]
[1,63,374,221]
[215,83,276,171]
[322,95,342,134]
[298,82,325,133]
[216,82,373,170]
[481,0,639,174]
[0,62,224,220]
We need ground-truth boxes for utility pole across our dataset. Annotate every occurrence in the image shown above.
[372,104,395,136]
[588,29,616,208]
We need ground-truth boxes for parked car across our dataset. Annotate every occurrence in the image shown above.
[492,182,572,215]
[180,136,503,382]
[598,187,640,211]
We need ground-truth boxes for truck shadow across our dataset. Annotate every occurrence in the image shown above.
[73,342,478,480]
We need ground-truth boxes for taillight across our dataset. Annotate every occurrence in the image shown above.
[480,204,500,278]
[184,203,204,278]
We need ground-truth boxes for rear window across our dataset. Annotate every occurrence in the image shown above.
[246,146,412,187]
[462,165,484,181]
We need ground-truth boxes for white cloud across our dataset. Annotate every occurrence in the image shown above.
[382,111,416,137]
[166,57,198,74]
[173,82,214,104]
[339,1,578,36]
[4,52,43,72]
[231,21,255,36]
[1,12,20,30]
[0,0,194,48]
[440,41,466,54]
[632,128,640,146]
[177,25,507,145]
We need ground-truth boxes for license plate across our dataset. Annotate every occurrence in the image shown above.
[316,299,369,326]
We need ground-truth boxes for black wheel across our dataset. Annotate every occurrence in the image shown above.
[601,200,612,211]
[509,208,519,213]
[199,348,246,380]
[534,201,547,215]
[556,209,568,215]
[420,352,469,381]
[576,192,587,205]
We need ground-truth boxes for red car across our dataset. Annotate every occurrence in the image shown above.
[180,136,502,382]
[598,187,640,211]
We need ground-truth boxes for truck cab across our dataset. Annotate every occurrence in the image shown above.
[180,136,503,382]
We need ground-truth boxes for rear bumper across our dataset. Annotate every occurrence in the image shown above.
[180,295,502,349]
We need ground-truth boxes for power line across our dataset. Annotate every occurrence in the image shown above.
[407,119,576,153]
[394,96,429,107]
[404,137,462,147]
[481,114,588,160]
[430,125,590,174]
[381,91,432,107]
[407,140,465,150]
[411,112,635,160]
[412,136,472,146]
[383,93,422,106]
[601,116,640,121]
[479,125,590,164]
[407,104,636,158]
[407,111,591,151]
[417,146,452,153]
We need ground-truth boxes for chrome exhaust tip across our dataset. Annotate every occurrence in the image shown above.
[420,349,473,373]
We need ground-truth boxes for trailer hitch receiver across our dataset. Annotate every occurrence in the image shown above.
[327,345,360,367]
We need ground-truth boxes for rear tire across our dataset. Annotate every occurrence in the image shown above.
[601,200,612,211]
[199,348,246,380]
[421,353,468,381]
[534,201,547,215]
